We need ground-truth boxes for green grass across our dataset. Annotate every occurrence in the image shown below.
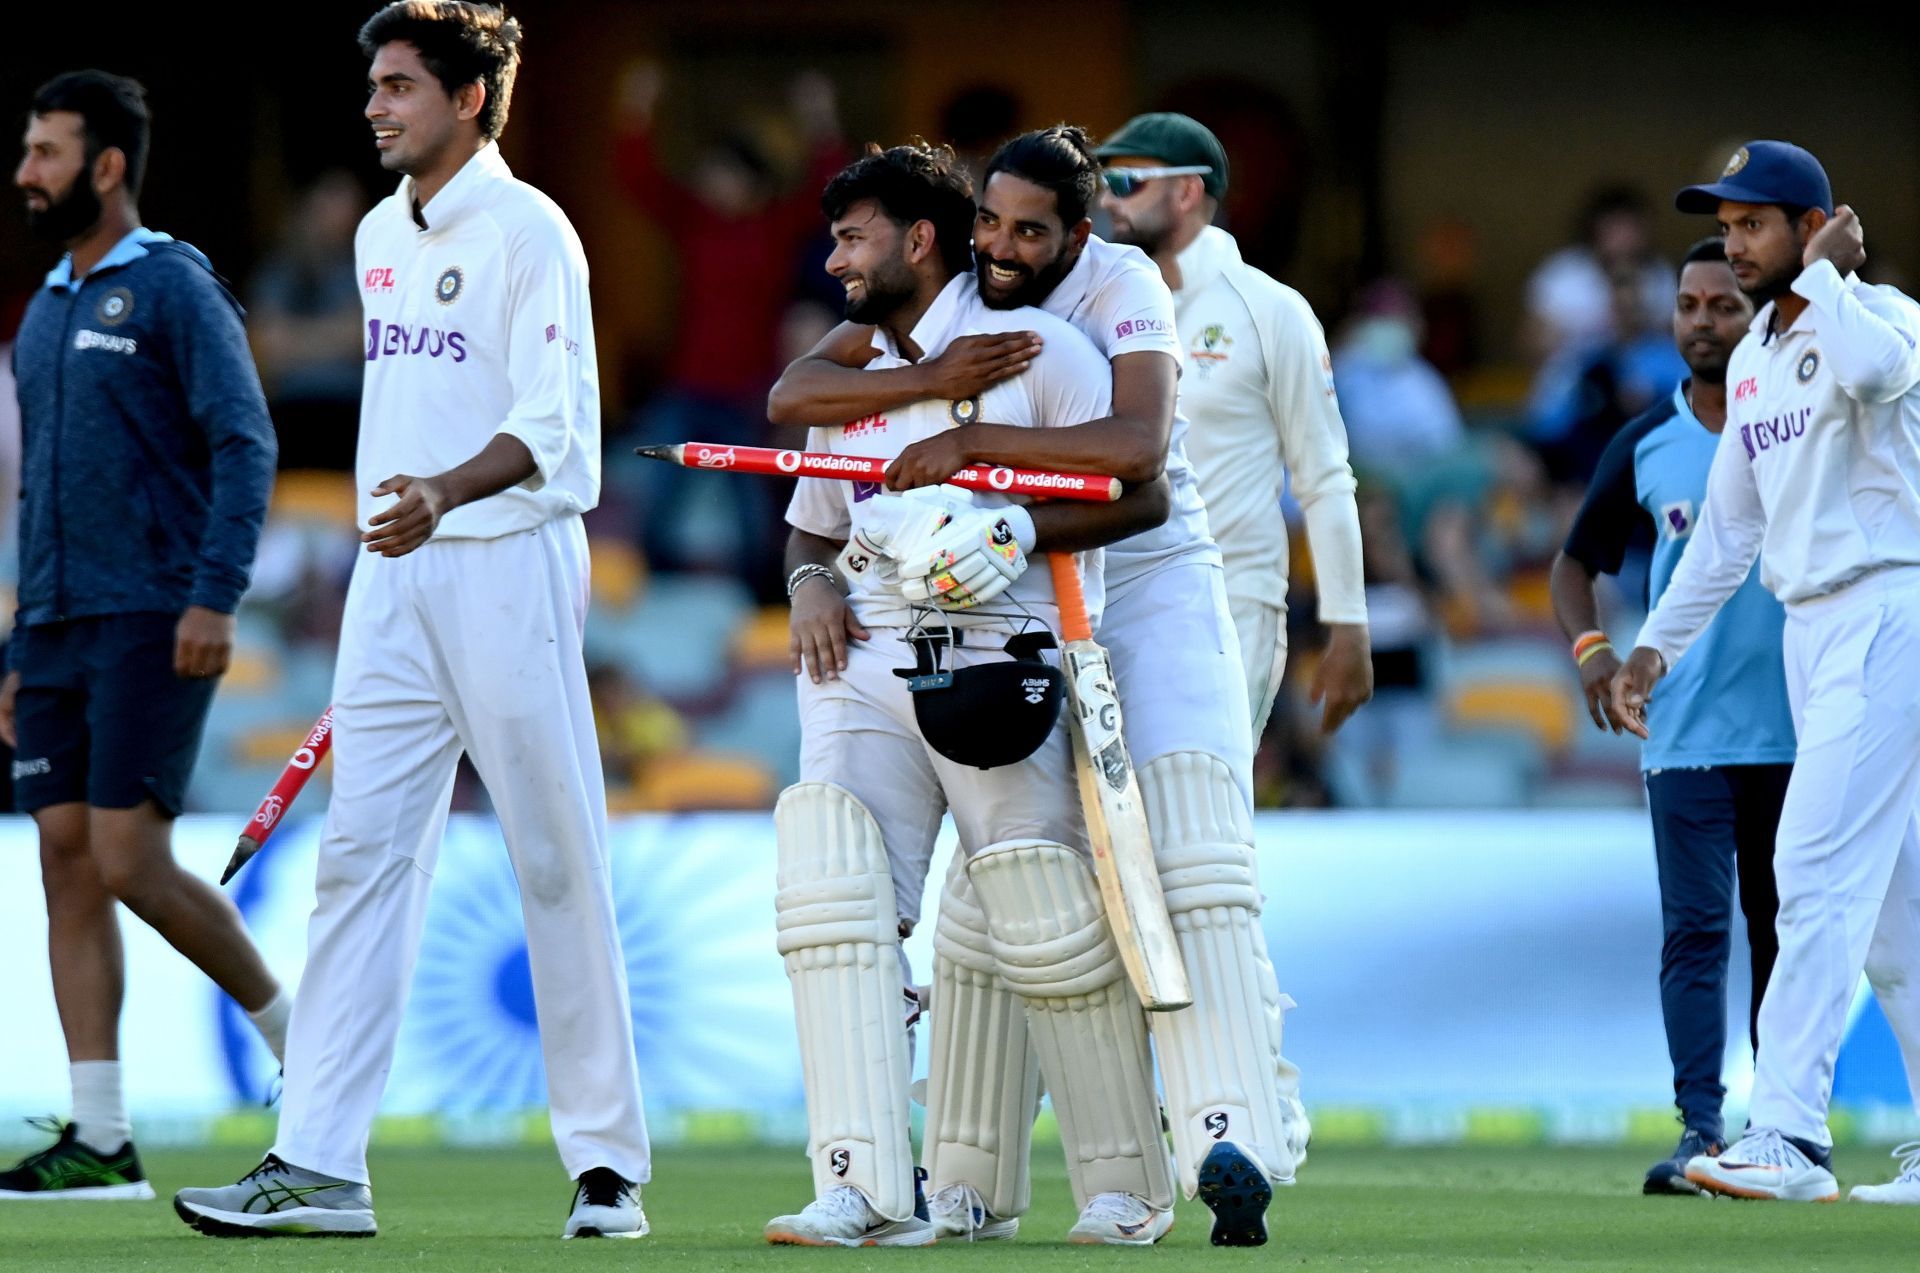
[4,1144,1915,1271]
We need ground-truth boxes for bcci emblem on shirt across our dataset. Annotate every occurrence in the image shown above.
[435,266,465,306]
[948,395,980,426]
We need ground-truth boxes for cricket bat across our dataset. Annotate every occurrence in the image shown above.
[1047,553,1192,1011]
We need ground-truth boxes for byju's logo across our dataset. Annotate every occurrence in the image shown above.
[366,319,468,363]
[1738,407,1812,460]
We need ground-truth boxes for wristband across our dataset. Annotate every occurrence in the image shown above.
[1571,629,1609,662]
[1576,640,1615,668]
[1000,503,1037,553]
[785,563,837,600]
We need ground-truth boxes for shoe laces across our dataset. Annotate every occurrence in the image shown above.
[1081,1191,1150,1223]
[1722,1128,1804,1169]
[808,1185,876,1224]
[241,1154,292,1183]
[1890,1140,1920,1184]
[10,1117,77,1170]
[576,1167,632,1209]
[929,1183,988,1234]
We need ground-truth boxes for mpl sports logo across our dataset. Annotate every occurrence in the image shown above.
[1734,377,1759,402]
[366,319,468,363]
[1114,317,1171,340]
[843,413,888,438]
[364,267,395,293]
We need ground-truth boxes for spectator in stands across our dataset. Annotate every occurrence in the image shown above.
[1529,263,1688,485]
[1524,184,1674,364]
[614,62,846,599]
[1331,279,1465,483]
[248,171,367,470]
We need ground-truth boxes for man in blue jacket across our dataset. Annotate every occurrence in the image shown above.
[0,70,286,1201]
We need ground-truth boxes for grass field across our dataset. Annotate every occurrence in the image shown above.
[3,1144,1913,1271]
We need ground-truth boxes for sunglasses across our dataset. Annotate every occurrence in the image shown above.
[1101,165,1213,199]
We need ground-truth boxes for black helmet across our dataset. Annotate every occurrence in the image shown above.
[895,630,1065,769]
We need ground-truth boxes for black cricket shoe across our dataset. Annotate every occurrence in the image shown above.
[1196,1140,1272,1246]
[1644,1127,1723,1196]
[0,1118,155,1201]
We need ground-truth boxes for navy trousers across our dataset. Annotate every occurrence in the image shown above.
[1644,764,1789,1136]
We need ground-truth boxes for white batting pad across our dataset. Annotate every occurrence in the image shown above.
[774,782,917,1220]
[923,852,1040,1218]
[1141,751,1301,1194]
[967,839,1174,1211]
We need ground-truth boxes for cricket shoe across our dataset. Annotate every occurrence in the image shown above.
[174,1154,375,1236]
[0,1118,154,1201]
[563,1166,647,1238]
[1197,1141,1273,1246]
[1067,1191,1175,1245]
[1850,1141,1920,1204]
[927,1182,1019,1241]
[1684,1127,1839,1201]
[1644,1127,1722,1196]
[764,1185,935,1246]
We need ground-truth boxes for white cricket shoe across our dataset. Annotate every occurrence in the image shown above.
[1067,1191,1175,1245]
[563,1167,647,1239]
[1684,1128,1839,1201]
[1850,1141,1920,1204]
[928,1182,1018,1241]
[764,1185,935,1247]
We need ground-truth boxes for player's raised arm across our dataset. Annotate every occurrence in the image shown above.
[768,320,1041,426]
[885,349,1176,488]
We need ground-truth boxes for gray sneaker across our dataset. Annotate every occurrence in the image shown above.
[174,1154,375,1237]
[564,1167,647,1239]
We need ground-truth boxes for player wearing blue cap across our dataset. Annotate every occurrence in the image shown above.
[1616,141,1920,1203]
[1551,237,1789,1195]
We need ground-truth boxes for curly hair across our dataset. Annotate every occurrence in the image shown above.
[982,124,1101,227]
[821,141,976,277]
[358,2,522,140]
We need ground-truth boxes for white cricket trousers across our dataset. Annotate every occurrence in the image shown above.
[273,517,651,1185]
[1228,594,1287,741]
[1750,567,1920,1147]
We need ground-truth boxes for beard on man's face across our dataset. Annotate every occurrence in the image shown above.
[24,172,102,243]
[843,255,916,324]
[975,245,1073,311]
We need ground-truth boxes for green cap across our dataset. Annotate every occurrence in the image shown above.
[1095,112,1229,199]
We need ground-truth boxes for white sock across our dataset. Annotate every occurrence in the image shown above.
[248,988,292,1064]
[70,1060,131,1154]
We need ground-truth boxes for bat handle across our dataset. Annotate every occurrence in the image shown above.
[1047,554,1093,643]
[220,834,261,887]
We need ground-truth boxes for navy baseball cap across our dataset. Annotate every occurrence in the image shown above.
[1675,141,1832,216]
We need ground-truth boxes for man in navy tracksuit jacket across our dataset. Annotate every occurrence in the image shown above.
[0,71,290,1201]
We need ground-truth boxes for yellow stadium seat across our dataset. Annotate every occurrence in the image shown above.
[630,751,774,811]
[271,470,359,526]
[731,606,796,671]
[1506,568,1557,623]
[233,722,330,768]
[1446,680,1576,755]
[589,538,648,610]
[222,646,279,693]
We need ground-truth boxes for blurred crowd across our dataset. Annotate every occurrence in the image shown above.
[2,69,1775,814]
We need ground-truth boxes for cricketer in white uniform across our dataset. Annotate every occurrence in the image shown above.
[176,10,649,1242]
[776,126,1305,1247]
[1095,113,1371,741]
[766,143,1178,1248]
[1619,141,1920,1205]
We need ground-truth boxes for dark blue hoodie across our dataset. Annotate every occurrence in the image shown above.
[11,229,276,629]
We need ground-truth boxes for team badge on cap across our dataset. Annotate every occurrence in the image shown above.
[97,287,134,326]
[1798,350,1820,383]
[435,266,464,306]
[948,396,980,426]
[1723,146,1750,177]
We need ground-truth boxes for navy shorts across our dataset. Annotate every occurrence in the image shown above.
[10,613,217,817]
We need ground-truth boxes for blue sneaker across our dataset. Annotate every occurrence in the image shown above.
[1196,1141,1271,1246]
[1644,1128,1722,1196]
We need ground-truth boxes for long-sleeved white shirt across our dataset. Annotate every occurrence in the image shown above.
[355,142,599,538]
[1637,260,1920,666]
[1039,235,1221,588]
[786,273,1113,632]
[1172,226,1366,621]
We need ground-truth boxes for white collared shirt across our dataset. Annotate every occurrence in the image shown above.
[355,142,600,538]
[785,273,1113,631]
[1040,235,1220,587]
[1172,226,1365,621]
[1637,260,1920,665]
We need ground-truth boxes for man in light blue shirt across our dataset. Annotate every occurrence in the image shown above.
[1549,237,1794,1194]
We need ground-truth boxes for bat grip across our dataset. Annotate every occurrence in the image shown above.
[1048,554,1093,643]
